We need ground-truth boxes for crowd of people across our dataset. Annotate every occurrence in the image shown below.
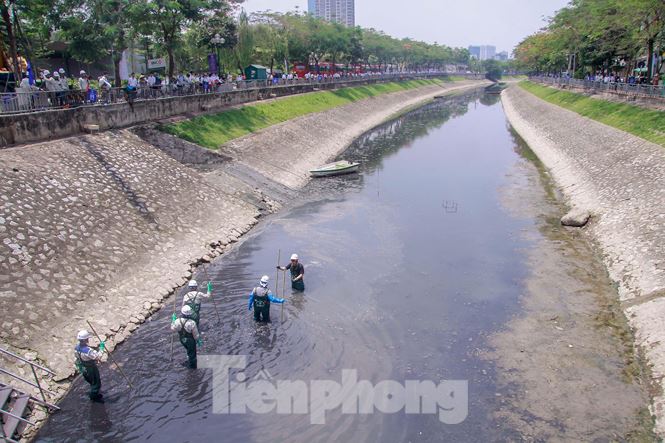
[542,70,662,87]
[583,72,660,86]
[3,66,434,113]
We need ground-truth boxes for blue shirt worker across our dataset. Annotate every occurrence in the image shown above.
[74,330,104,402]
[248,276,285,323]
[277,253,305,291]
[171,305,201,369]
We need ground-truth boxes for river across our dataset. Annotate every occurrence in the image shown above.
[35,90,649,442]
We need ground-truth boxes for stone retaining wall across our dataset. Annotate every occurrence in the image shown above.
[502,85,665,436]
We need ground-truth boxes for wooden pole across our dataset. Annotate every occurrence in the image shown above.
[171,285,177,363]
[86,320,134,390]
[281,261,286,322]
[276,249,282,322]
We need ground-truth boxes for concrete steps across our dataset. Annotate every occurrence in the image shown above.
[0,384,34,442]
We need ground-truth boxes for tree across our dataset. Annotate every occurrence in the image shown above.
[0,0,20,80]
[56,0,141,86]
[482,59,502,80]
[620,0,665,79]
[135,0,237,77]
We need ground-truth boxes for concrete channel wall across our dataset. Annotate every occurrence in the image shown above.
[502,85,665,436]
[0,79,487,439]
[0,74,475,147]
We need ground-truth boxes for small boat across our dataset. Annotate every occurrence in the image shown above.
[309,160,360,177]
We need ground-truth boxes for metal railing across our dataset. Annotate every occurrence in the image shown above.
[0,72,480,115]
[530,75,665,99]
[0,348,59,411]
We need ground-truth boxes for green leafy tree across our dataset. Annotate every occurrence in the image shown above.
[134,0,239,76]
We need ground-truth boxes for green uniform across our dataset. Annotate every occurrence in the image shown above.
[182,290,210,325]
[248,286,285,323]
[172,317,200,368]
[75,344,102,401]
[253,288,271,322]
[285,262,305,291]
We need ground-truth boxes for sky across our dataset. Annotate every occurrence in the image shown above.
[240,0,570,54]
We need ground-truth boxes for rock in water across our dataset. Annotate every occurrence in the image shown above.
[561,208,591,227]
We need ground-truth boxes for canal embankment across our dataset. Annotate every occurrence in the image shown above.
[502,84,665,435]
[0,78,487,438]
[32,86,653,442]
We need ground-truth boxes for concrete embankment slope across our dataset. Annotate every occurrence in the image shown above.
[221,79,489,189]
[0,130,261,381]
[502,85,665,434]
[0,79,487,429]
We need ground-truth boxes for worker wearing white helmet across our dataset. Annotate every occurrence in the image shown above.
[74,330,105,402]
[171,305,201,368]
[181,279,212,326]
[277,253,305,291]
[248,275,285,322]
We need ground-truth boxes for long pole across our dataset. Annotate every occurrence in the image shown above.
[86,320,134,390]
[281,261,286,322]
[171,284,177,363]
[276,249,281,321]
[203,264,222,322]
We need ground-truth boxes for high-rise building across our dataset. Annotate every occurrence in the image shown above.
[479,45,496,61]
[468,46,481,60]
[468,45,496,61]
[495,51,509,61]
[308,0,355,27]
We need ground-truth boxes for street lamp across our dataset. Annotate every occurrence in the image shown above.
[210,33,225,77]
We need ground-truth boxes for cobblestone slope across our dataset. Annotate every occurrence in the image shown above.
[0,130,260,384]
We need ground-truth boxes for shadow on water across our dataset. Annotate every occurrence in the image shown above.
[37,90,541,442]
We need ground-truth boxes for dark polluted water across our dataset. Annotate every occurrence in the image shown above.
[37,91,542,442]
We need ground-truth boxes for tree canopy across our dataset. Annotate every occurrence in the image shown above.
[514,0,665,79]
[1,1,470,79]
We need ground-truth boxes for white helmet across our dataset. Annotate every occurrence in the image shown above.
[53,72,60,78]
[42,70,50,76]
[77,330,91,340]
[188,280,197,288]
[260,275,269,287]
[182,305,193,316]
[80,70,86,75]
[290,254,298,261]
[58,68,65,74]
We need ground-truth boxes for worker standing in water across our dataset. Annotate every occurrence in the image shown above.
[277,253,305,291]
[182,279,212,325]
[74,330,104,402]
[171,305,201,369]
[248,275,285,323]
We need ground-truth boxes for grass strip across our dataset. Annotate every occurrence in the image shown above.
[162,79,447,149]
[519,81,665,148]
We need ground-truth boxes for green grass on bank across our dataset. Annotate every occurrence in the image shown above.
[162,79,447,149]
[519,81,665,148]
